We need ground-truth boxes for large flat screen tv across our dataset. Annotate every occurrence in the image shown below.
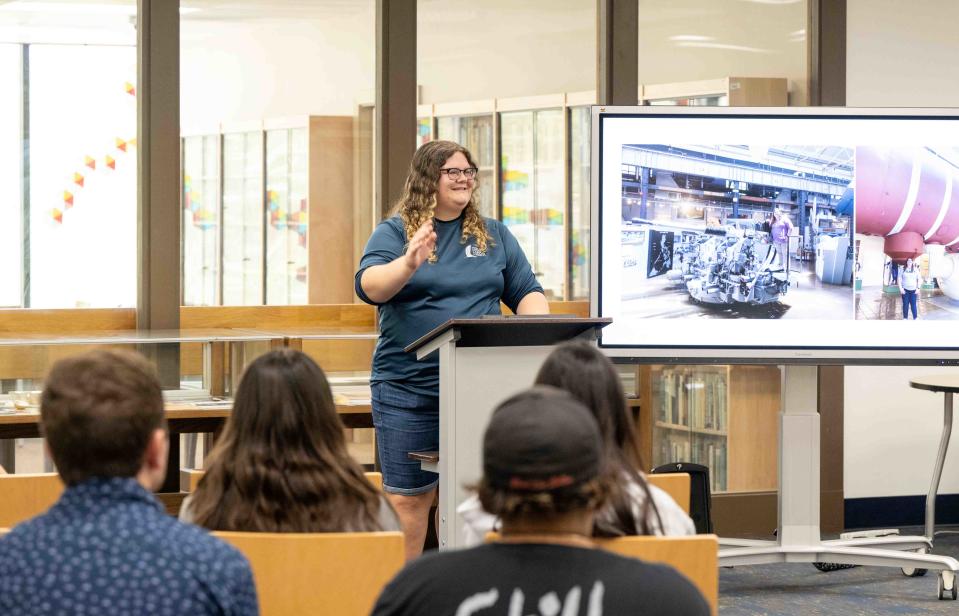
[591,107,959,363]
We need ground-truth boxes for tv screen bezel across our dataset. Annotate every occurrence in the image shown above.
[589,105,959,365]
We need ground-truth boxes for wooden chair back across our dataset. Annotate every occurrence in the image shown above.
[646,472,691,513]
[0,472,64,528]
[213,530,404,616]
[598,534,719,615]
[181,469,383,492]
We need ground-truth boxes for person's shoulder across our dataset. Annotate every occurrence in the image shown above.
[159,516,249,567]
[483,217,507,234]
[376,216,406,235]
[595,550,708,608]
[398,543,494,582]
[0,516,41,555]
[482,218,518,247]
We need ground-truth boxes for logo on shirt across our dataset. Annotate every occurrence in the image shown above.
[455,582,606,615]
[465,244,487,258]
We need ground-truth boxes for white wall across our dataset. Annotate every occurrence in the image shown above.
[417,0,595,103]
[856,234,886,288]
[179,0,806,121]
[638,0,808,106]
[845,366,959,498]
[847,0,959,107]
[418,0,806,105]
[180,8,375,128]
[844,0,959,500]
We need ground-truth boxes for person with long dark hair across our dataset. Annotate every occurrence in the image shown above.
[181,349,398,533]
[458,341,694,543]
[355,140,548,558]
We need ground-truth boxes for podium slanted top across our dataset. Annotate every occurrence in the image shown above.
[404,316,612,358]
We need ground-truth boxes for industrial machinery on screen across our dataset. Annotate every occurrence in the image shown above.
[618,144,853,320]
[669,227,790,305]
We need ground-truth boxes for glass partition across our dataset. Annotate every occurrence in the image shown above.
[222,130,264,305]
[265,126,309,305]
[500,108,565,299]
[417,116,432,149]
[569,105,591,300]
[435,114,496,218]
[181,0,374,305]
[29,44,137,308]
[0,44,20,308]
[182,134,221,306]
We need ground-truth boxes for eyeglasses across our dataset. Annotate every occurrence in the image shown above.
[439,167,478,180]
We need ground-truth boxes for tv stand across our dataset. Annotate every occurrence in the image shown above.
[718,366,959,600]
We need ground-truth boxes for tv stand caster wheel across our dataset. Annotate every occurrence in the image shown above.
[938,571,957,600]
[813,562,857,572]
[902,547,929,577]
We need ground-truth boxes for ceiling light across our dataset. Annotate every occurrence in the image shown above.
[675,41,775,54]
[0,2,199,15]
[668,35,715,42]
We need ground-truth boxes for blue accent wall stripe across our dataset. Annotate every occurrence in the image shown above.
[845,495,959,529]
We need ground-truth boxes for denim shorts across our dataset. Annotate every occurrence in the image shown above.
[371,381,439,496]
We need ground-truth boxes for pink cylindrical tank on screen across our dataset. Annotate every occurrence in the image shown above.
[857,146,959,298]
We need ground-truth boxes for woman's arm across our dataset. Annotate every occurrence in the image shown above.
[516,291,550,315]
[360,221,436,304]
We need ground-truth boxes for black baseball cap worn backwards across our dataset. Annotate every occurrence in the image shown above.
[483,386,602,493]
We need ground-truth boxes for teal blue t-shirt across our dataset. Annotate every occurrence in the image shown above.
[355,215,543,396]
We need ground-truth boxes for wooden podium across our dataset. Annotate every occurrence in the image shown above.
[405,316,611,549]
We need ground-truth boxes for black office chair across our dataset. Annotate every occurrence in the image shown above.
[651,461,713,534]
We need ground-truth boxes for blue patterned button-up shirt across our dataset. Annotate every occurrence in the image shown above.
[0,477,258,615]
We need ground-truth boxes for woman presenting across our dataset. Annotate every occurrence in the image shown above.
[355,140,548,559]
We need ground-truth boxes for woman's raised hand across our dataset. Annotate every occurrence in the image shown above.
[405,221,437,270]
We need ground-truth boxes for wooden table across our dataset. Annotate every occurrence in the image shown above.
[0,402,373,492]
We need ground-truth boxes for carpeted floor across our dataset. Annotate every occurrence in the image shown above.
[720,526,959,614]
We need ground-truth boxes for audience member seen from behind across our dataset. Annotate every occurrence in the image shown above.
[372,387,709,616]
[0,350,257,616]
[182,349,399,533]
[458,341,695,545]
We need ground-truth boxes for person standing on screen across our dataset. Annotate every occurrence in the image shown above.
[355,140,549,560]
[899,257,922,320]
[770,208,793,270]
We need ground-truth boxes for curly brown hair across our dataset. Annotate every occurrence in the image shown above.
[393,140,493,263]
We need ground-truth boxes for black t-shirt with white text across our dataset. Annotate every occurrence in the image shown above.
[371,542,710,616]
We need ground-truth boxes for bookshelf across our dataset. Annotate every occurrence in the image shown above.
[636,364,779,494]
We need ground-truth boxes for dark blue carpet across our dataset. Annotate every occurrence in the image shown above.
[720,526,959,614]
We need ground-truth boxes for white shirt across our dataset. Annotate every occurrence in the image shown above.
[901,269,920,292]
[457,472,696,547]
